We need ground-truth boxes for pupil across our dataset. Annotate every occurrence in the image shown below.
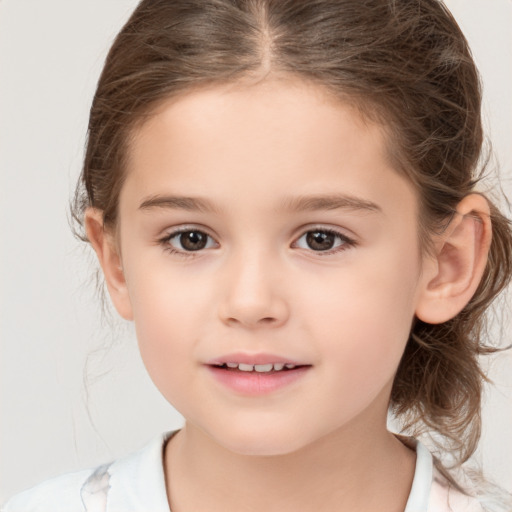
[181,231,207,251]
[307,231,335,251]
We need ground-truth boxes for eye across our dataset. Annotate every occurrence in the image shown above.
[161,228,217,255]
[294,228,356,254]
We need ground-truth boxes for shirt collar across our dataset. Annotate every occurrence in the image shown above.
[105,431,433,512]
[106,431,174,512]
[403,438,433,512]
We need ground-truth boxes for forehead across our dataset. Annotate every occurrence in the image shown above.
[130,77,385,163]
[122,78,418,222]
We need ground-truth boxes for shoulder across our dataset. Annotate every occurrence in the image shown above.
[428,466,484,512]
[1,465,105,512]
[400,436,487,512]
[2,431,175,512]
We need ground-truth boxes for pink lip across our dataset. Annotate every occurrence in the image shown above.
[204,353,311,396]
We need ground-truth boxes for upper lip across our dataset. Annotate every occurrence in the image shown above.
[205,352,308,366]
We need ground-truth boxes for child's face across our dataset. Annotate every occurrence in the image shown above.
[113,79,432,455]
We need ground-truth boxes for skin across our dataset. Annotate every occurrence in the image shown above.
[86,77,492,512]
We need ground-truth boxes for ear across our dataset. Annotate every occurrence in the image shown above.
[415,194,492,324]
[84,208,134,321]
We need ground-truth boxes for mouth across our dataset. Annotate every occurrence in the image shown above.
[210,362,307,373]
[205,356,312,395]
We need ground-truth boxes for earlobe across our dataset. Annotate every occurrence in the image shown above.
[415,194,492,324]
[84,208,134,321]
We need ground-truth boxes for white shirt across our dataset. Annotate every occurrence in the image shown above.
[2,432,484,512]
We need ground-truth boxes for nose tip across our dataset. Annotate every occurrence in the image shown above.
[217,258,289,329]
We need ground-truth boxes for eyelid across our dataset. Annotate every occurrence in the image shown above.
[293,223,357,242]
[160,224,218,241]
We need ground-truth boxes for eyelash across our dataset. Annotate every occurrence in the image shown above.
[158,226,357,259]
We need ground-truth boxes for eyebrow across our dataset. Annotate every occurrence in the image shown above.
[139,195,222,214]
[138,193,382,215]
[279,194,382,214]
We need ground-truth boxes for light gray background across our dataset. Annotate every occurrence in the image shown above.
[1,0,511,503]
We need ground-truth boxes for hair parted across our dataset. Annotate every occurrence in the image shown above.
[73,0,512,493]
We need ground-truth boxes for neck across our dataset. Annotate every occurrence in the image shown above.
[164,410,416,512]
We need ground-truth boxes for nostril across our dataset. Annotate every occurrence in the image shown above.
[224,315,278,326]
[218,295,289,328]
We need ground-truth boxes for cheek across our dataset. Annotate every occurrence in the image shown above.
[126,268,208,393]
[128,258,208,332]
[307,250,420,383]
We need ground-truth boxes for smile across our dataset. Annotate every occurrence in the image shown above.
[206,357,311,395]
[211,362,300,372]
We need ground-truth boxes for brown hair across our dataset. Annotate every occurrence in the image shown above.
[73,0,512,494]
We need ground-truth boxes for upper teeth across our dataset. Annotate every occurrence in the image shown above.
[218,363,297,372]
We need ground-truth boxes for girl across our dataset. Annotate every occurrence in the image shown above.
[3,0,512,511]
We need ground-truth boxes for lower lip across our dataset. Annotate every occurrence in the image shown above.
[206,366,310,395]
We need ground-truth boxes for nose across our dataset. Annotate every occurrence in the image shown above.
[217,250,290,329]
